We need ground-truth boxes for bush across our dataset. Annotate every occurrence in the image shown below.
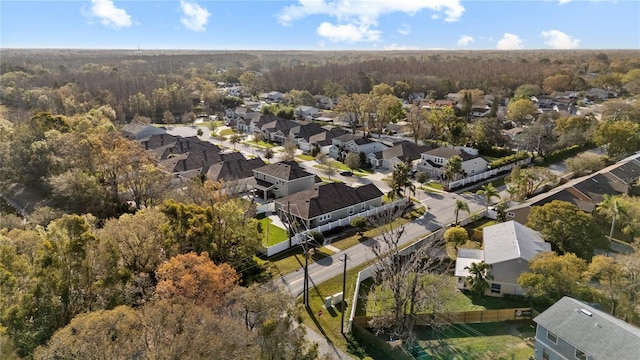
[488,151,532,169]
[477,143,514,158]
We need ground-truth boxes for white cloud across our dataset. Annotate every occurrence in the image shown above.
[279,0,464,43]
[317,22,381,42]
[398,24,411,36]
[558,0,573,4]
[384,44,420,50]
[497,33,524,50]
[180,0,210,32]
[457,35,474,47]
[87,0,132,28]
[541,30,580,49]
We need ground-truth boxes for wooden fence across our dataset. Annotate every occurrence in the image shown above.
[352,308,533,328]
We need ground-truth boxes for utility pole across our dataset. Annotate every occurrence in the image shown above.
[304,238,309,307]
[340,253,348,334]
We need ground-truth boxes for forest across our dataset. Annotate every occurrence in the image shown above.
[1,48,640,359]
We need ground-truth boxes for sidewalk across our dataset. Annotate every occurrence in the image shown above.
[303,325,354,360]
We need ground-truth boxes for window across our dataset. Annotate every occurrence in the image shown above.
[546,331,557,344]
[542,349,550,360]
[575,348,587,360]
[490,283,501,294]
[348,207,355,215]
[318,213,331,222]
[506,212,515,218]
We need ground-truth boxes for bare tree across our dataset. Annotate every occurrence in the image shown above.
[367,206,450,345]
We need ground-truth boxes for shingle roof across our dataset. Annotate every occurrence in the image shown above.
[254,161,314,180]
[274,183,383,219]
[294,123,326,141]
[261,118,300,135]
[606,156,640,185]
[483,221,551,264]
[205,157,265,182]
[533,296,640,360]
[372,142,429,161]
[159,151,244,174]
[423,147,478,161]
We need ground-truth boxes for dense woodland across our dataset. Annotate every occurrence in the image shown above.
[1,49,640,359]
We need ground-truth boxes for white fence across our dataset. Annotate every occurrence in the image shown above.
[448,158,532,190]
[258,199,409,257]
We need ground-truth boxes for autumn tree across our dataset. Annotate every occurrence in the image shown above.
[444,226,469,247]
[543,73,572,93]
[527,200,607,260]
[155,252,239,308]
[518,252,589,304]
[554,115,598,147]
[513,84,541,99]
[585,255,625,315]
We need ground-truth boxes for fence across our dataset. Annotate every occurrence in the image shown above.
[258,199,410,257]
[448,158,532,190]
[352,308,533,329]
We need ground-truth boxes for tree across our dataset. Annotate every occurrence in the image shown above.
[406,105,427,144]
[586,255,624,315]
[505,166,556,202]
[155,252,239,308]
[520,114,557,157]
[594,120,640,158]
[281,139,297,162]
[285,89,315,107]
[367,208,449,345]
[527,200,607,260]
[444,155,465,185]
[264,147,274,161]
[350,216,368,236]
[453,199,470,225]
[426,107,454,146]
[542,74,572,93]
[514,84,541,100]
[506,98,537,125]
[388,161,415,200]
[596,194,628,244]
[518,252,589,304]
[465,261,493,297]
[565,153,605,176]
[443,226,469,247]
[229,133,242,151]
[554,115,599,147]
[414,171,428,188]
[344,151,361,170]
[476,182,500,215]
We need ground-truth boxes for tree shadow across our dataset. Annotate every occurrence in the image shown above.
[311,251,333,266]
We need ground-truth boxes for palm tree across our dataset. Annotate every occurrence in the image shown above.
[597,194,628,243]
[444,155,465,188]
[476,182,501,216]
[389,161,416,200]
[454,199,470,225]
[464,261,493,297]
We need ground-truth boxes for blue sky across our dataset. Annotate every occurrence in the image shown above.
[1,0,639,50]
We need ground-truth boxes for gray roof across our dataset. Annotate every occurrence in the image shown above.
[533,297,640,360]
[254,161,314,180]
[122,123,166,139]
[205,157,265,182]
[423,147,478,161]
[274,183,383,219]
[483,221,551,264]
[606,156,640,185]
[371,141,429,161]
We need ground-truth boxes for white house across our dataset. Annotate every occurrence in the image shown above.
[455,221,552,296]
[294,106,320,120]
[367,141,428,169]
[329,134,388,160]
[417,146,488,180]
[252,161,317,200]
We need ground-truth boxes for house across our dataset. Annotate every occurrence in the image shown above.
[260,117,300,144]
[297,127,347,154]
[417,146,488,180]
[234,111,262,132]
[294,106,320,120]
[204,157,265,194]
[531,95,555,108]
[470,107,491,118]
[446,93,462,104]
[455,221,551,296]
[252,161,317,200]
[421,99,454,109]
[329,134,389,160]
[226,86,243,97]
[247,114,283,134]
[553,102,577,116]
[274,182,384,229]
[122,123,166,140]
[385,121,411,135]
[314,95,334,110]
[532,296,640,360]
[501,127,525,146]
[266,91,285,103]
[367,141,429,169]
[506,153,640,224]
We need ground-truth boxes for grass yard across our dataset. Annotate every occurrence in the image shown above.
[259,217,289,246]
[296,154,315,161]
[422,182,443,191]
[416,321,535,360]
[219,128,236,136]
[255,245,336,278]
[246,140,276,149]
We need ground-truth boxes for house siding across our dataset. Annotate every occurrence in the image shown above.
[309,197,383,228]
[534,326,592,360]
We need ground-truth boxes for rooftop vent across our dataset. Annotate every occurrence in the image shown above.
[579,309,593,317]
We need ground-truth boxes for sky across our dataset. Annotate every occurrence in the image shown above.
[1,0,639,50]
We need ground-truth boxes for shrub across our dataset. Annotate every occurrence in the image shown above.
[488,151,532,169]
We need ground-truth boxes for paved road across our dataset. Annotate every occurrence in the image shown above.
[278,189,489,299]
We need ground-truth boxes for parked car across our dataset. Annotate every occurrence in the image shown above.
[340,171,353,177]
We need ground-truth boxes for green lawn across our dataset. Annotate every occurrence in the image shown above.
[259,217,289,246]
[219,128,236,136]
[296,154,315,161]
[246,140,275,149]
[417,321,535,360]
